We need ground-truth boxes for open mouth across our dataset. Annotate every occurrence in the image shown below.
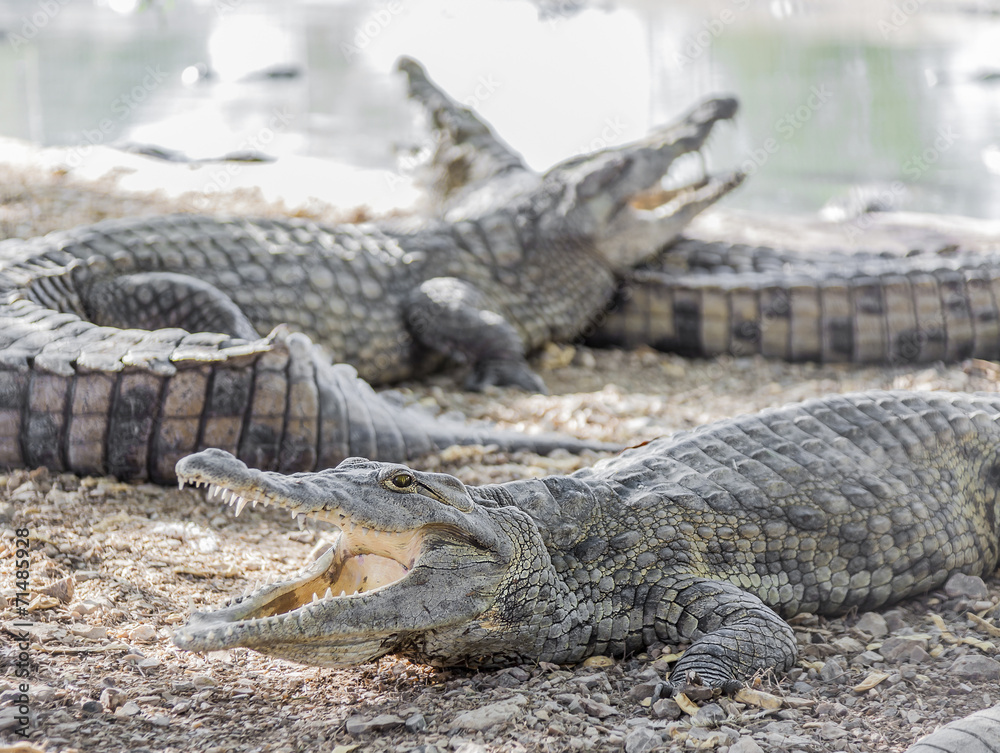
[172,475,427,651]
[628,169,744,215]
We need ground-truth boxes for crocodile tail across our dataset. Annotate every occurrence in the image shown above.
[309,347,621,463]
[0,303,611,482]
[903,703,1000,753]
[593,241,1000,365]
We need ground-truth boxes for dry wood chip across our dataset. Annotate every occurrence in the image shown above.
[0,743,49,753]
[930,613,996,651]
[173,564,241,578]
[658,652,684,663]
[581,655,614,668]
[674,692,700,715]
[92,512,135,532]
[26,594,60,612]
[967,612,1000,637]
[40,576,75,603]
[735,687,783,709]
[852,671,890,692]
[35,642,130,654]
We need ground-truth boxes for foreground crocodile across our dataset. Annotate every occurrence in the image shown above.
[173,389,1000,696]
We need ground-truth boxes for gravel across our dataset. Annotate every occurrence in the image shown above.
[1,153,999,753]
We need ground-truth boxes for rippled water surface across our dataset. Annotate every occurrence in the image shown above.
[2,0,998,216]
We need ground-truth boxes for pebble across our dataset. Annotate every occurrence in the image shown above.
[452,698,525,732]
[128,625,158,643]
[878,636,929,663]
[728,736,766,753]
[578,697,618,719]
[0,707,23,732]
[946,655,1000,681]
[345,713,405,735]
[115,701,141,717]
[405,712,427,732]
[68,625,107,640]
[80,700,102,714]
[944,573,989,600]
[831,636,866,654]
[650,698,682,720]
[692,703,726,726]
[819,656,848,683]
[623,726,661,753]
[854,612,889,638]
[99,687,126,711]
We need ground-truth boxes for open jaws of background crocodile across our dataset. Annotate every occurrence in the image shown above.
[171,448,514,666]
[515,96,744,271]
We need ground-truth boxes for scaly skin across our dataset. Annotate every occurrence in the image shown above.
[905,703,1000,753]
[173,390,1000,691]
[0,58,740,395]
[590,236,1000,364]
[402,56,1000,368]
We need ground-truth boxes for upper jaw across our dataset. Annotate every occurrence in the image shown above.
[547,96,742,249]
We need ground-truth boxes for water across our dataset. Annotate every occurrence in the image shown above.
[1,0,998,217]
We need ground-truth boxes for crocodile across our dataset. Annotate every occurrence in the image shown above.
[906,704,1000,753]
[0,59,740,403]
[588,216,1000,364]
[400,55,1000,368]
[173,389,1000,693]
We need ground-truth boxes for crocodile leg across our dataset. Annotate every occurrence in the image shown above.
[405,277,546,392]
[654,575,798,691]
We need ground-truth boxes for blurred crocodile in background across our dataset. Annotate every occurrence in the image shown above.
[0,58,746,481]
[402,56,1000,368]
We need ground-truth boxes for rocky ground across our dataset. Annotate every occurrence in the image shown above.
[0,158,999,753]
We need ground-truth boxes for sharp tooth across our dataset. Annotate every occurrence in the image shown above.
[361,527,369,536]
[234,496,249,516]
[297,514,306,530]
[348,522,357,533]
[290,509,299,520]
[177,480,185,491]
[251,499,258,508]
[312,592,320,603]
[324,587,333,600]
[222,489,233,503]
[339,590,346,597]
[225,626,235,637]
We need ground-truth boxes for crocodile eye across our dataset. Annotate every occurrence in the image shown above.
[390,472,414,489]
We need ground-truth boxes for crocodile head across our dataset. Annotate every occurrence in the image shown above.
[171,448,555,667]
[534,96,744,270]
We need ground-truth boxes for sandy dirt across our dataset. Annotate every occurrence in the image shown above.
[0,159,998,753]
